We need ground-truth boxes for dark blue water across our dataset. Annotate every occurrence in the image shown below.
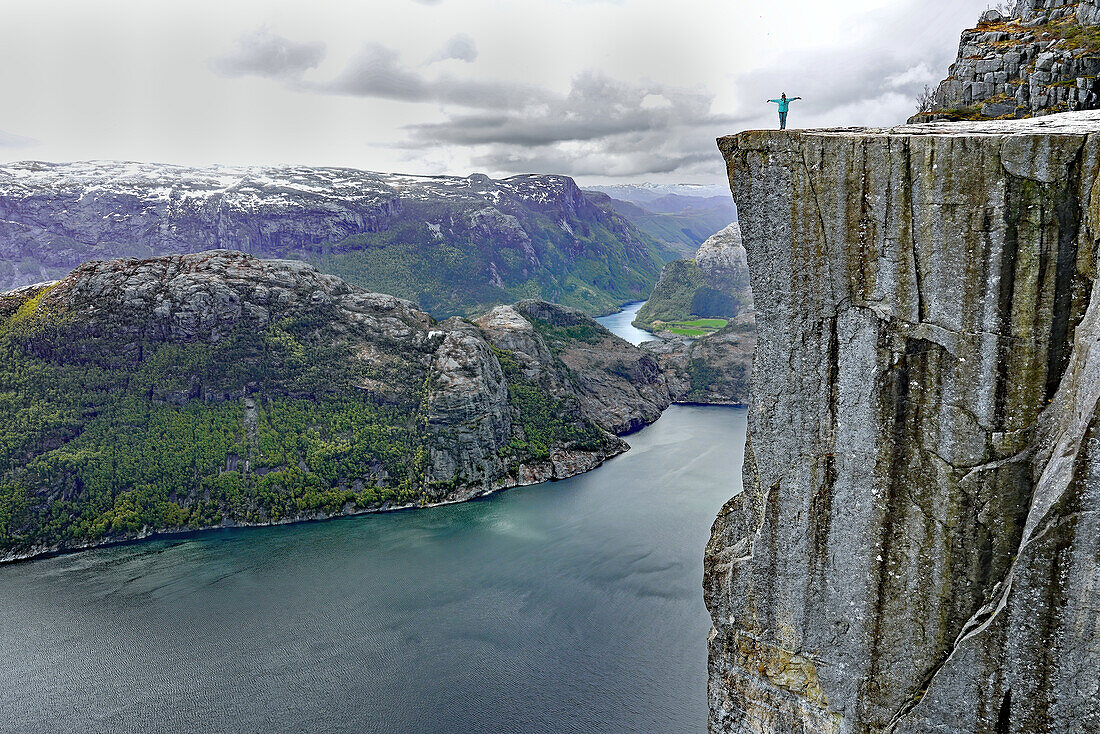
[0,309,745,734]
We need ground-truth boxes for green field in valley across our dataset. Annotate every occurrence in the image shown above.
[651,318,729,337]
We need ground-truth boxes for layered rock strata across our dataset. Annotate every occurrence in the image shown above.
[915,1,1100,122]
[706,112,1100,732]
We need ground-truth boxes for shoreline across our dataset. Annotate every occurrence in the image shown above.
[0,443,626,567]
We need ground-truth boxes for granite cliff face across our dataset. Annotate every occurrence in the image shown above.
[0,251,669,562]
[915,1,1100,122]
[706,113,1100,732]
[0,162,665,317]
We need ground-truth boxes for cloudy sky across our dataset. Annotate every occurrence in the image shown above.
[1,0,991,184]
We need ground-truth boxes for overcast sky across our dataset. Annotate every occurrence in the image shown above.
[0,0,992,185]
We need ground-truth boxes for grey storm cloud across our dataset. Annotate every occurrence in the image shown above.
[0,129,38,148]
[732,4,969,129]
[739,52,940,119]
[403,72,737,147]
[320,48,740,162]
[324,43,545,109]
[397,72,745,176]
[214,32,741,178]
[430,34,478,63]
[325,47,741,177]
[470,143,720,178]
[211,29,327,79]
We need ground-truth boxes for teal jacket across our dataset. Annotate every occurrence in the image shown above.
[768,97,800,113]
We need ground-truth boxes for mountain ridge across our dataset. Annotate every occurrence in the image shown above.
[0,161,667,318]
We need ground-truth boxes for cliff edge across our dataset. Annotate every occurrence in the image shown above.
[706,112,1100,732]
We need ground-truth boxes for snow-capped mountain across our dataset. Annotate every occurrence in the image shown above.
[0,161,666,316]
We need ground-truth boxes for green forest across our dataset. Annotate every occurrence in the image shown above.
[306,198,666,318]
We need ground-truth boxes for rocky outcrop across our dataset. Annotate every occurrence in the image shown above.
[706,112,1100,733]
[478,300,672,434]
[641,326,754,405]
[0,251,667,562]
[914,1,1100,122]
[632,222,755,405]
[0,162,663,317]
[634,223,753,331]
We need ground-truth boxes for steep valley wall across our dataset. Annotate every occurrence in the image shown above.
[705,112,1100,732]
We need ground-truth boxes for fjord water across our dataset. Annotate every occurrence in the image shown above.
[0,307,745,734]
[595,301,659,346]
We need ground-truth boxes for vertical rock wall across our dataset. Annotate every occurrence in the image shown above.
[706,112,1100,733]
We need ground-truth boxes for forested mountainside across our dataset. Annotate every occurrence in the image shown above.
[0,162,668,318]
[0,251,671,562]
[585,188,737,255]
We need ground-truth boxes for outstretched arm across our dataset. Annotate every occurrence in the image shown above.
[767,99,780,104]
[791,96,803,101]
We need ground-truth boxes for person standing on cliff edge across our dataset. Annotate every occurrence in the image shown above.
[768,93,801,129]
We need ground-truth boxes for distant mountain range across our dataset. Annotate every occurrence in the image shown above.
[0,162,672,318]
[584,184,737,256]
[585,183,732,206]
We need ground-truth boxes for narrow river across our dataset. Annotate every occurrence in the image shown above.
[0,304,747,734]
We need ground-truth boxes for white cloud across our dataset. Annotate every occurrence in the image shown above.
[211,29,326,79]
[430,34,478,64]
[887,63,939,89]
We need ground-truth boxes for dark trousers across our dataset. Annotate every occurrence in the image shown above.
[779,111,787,130]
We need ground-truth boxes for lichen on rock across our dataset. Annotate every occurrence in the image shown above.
[915,0,1100,122]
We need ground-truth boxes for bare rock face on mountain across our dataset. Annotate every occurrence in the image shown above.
[634,223,753,331]
[914,1,1100,122]
[0,251,668,562]
[641,327,754,405]
[707,113,1100,733]
[634,222,755,405]
[695,223,751,298]
[477,300,672,435]
[0,162,664,317]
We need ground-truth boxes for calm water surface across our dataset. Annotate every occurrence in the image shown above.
[0,308,745,734]
[596,301,659,346]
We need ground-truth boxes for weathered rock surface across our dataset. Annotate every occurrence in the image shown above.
[0,162,664,317]
[642,326,754,405]
[707,113,1100,733]
[915,1,1100,122]
[0,251,667,562]
[633,222,755,405]
[478,300,672,434]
